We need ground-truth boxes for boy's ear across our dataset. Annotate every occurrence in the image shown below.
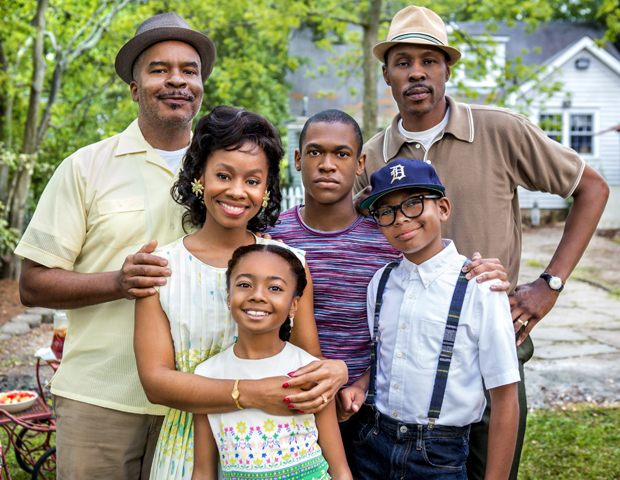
[356,153,366,176]
[294,150,302,172]
[288,296,299,320]
[438,197,451,223]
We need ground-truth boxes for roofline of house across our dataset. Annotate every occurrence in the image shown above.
[509,36,620,104]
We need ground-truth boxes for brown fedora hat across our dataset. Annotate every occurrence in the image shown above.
[115,12,216,84]
[373,6,461,65]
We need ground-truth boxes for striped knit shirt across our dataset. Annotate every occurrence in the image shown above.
[268,206,401,385]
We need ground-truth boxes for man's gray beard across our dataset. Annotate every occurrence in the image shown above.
[136,83,201,130]
[139,100,197,129]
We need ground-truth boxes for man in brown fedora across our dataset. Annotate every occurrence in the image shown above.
[352,5,608,480]
[16,12,215,479]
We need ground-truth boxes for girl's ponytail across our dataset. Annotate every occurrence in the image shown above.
[279,317,292,342]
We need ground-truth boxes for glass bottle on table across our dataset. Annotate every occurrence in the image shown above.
[51,310,68,360]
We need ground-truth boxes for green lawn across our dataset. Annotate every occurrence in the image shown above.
[2,406,619,479]
[519,405,620,479]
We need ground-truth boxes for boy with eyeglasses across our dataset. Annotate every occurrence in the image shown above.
[339,159,520,480]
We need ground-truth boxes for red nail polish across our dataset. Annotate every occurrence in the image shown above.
[287,371,295,376]
[282,382,289,388]
[283,397,290,402]
[288,404,295,408]
[298,410,305,414]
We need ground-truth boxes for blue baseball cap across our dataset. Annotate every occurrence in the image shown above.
[361,159,446,210]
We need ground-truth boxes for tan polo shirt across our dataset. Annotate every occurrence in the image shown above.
[15,119,188,415]
[355,96,585,292]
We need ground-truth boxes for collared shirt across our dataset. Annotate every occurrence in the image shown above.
[356,96,585,292]
[398,106,450,150]
[15,119,188,415]
[367,241,520,426]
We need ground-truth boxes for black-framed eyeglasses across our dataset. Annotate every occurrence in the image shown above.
[369,194,441,227]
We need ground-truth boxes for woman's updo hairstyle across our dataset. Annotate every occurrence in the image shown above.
[172,105,284,232]
[226,244,307,342]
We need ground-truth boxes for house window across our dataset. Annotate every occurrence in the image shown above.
[539,114,563,142]
[538,113,595,155]
[569,114,593,154]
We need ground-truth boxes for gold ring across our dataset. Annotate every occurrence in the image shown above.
[320,394,327,405]
[516,318,525,326]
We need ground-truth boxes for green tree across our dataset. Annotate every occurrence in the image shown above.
[302,0,402,140]
[0,0,135,278]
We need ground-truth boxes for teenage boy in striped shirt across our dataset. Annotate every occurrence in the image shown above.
[267,109,509,419]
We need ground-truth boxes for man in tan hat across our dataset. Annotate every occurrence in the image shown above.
[353,5,608,480]
[15,12,216,479]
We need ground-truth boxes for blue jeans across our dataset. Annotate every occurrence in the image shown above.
[342,405,470,480]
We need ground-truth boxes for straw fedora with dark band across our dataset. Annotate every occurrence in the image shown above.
[373,6,461,65]
[115,12,216,84]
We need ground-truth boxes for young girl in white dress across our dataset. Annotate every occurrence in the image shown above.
[192,244,352,480]
[134,107,348,480]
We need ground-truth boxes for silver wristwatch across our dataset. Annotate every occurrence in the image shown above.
[540,273,564,292]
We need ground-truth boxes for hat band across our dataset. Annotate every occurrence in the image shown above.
[389,32,446,47]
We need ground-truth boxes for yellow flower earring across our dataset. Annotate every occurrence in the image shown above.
[262,190,270,208]
[191,178,204,197]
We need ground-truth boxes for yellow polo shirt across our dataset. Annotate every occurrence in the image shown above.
[15,119,188,415]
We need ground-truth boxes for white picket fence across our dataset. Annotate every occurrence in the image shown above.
[280,186,305,212]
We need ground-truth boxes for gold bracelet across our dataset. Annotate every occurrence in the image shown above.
[231,379,244,410]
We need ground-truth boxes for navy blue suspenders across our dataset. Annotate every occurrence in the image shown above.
[366,261,400,407]
[365,259,471,427]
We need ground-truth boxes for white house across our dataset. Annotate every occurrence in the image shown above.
[504,32,620,228]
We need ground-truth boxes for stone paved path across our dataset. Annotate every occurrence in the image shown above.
[520,227,620,408]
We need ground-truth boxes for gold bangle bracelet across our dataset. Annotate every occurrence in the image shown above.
[231,379,244,410]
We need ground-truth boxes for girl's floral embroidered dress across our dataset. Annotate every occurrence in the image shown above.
[194,343,330,480]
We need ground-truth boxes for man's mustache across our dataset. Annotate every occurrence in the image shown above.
[156,91,195,101]
[403,84,433,96]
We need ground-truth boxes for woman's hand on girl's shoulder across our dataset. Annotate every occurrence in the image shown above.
[239,376,304,416]
[283,359,348,414]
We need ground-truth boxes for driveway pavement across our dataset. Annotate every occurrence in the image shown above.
[519,227,620,408]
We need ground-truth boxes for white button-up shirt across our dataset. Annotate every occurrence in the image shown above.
[367,240,520,426]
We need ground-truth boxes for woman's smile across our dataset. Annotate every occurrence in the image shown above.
[218,200,248,216]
